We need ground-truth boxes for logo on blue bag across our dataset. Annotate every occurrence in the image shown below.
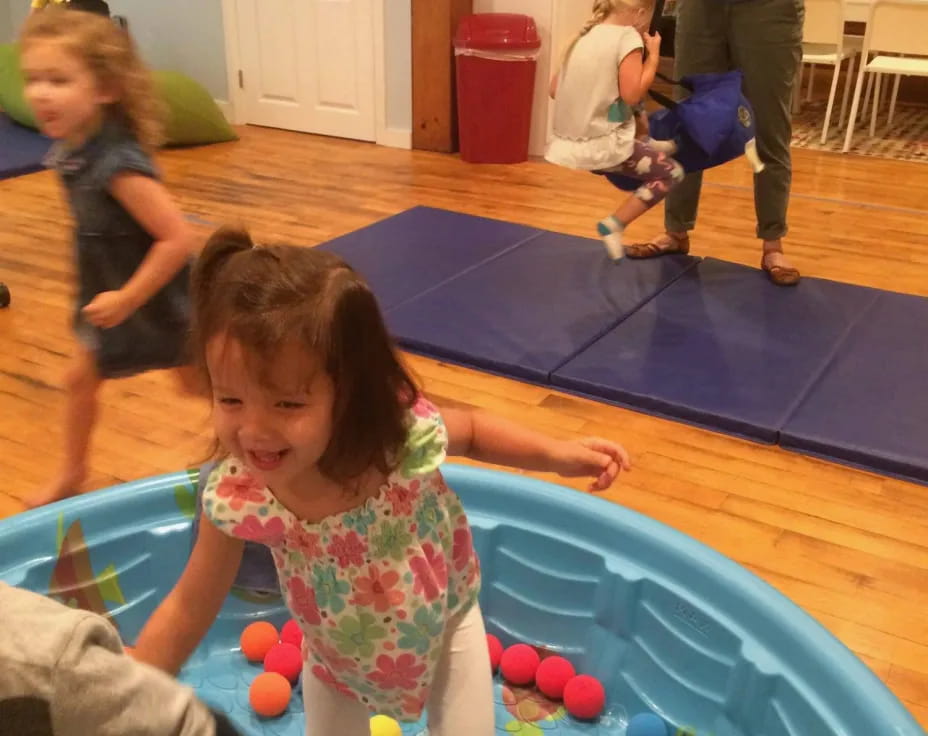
[737,105,752,128]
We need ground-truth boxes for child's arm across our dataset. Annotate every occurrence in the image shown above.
[617,32,661,106]
[132,513,244,675]
[81,174,194,329]
[442,406,630,491]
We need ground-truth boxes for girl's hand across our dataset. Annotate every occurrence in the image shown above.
[643,32,662,62]
[551,437,631,492]
[82,290,136,328]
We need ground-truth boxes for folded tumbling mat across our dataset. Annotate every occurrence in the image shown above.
[322,208,928,482]
[781,290,928,482]
[551,259,880,442]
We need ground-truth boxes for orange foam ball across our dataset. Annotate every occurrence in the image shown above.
[249,672,292,717]
[241,621,280,662]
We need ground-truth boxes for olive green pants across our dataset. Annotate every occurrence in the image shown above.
[666,0,804,241]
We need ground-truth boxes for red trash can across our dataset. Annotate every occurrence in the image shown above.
[454,14,541,164]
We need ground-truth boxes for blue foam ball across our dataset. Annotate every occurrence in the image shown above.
[627,712,668,736]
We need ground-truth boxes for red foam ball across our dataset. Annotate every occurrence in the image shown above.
[563,674,606,720]
[500,643,540,685]
[249,672,291,717]
[487,634,504,673]
[281,619,303,649]
[536,656,576,699]
[263,642,303,684]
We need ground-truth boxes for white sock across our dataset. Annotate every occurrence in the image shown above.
[597,215,625,260]
[648,137,678,155]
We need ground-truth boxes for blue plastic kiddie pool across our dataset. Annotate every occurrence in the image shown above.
[0,465,922,735]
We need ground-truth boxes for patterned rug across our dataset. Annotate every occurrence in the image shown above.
[791,99,928,163]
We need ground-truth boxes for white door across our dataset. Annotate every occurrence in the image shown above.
[235,0,376,141]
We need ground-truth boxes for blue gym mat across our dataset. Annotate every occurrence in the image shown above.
[322,208,928,483]
[316,206,542,311]
[387,231,698,383]
[781,290,928,483]
[0,113,51,180]
[551,258,880,442]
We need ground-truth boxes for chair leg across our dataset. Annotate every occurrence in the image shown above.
[839,54,855,128]
[793,63,804,114]
[822,62,841,144]
[844,68,867,153]
[870,72,882,137]
[861,65,874,121]
[888,72,902,127]
[807,63,816,101]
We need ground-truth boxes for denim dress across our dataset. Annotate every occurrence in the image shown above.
[46,121,191,378]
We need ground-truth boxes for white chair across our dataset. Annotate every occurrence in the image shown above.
[843,0,928,152]
[797,0,862,143]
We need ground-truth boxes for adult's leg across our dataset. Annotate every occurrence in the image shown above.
[730,0,803,284]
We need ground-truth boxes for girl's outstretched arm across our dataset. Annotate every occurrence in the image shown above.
[81,174,194,329]
[442,405,630,491]
[131,514,244,675]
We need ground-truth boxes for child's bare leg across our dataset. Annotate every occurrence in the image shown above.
[29,349,101,508]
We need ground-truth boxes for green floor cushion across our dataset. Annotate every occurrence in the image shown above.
[0,44,236,146]
[154,70,238,146]
[0,44,38,129]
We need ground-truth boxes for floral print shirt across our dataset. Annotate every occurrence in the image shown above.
[202,398,481,721]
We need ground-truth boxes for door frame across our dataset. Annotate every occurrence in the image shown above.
[220,0,409,148]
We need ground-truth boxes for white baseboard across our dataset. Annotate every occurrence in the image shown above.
[377,127,412,150]
[214,99,235,124]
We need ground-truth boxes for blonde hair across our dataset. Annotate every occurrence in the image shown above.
[563,0,655,64]
[20,8,165,151]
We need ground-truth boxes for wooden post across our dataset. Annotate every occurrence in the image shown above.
[411,0,473,152]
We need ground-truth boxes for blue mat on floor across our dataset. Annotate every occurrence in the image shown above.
[781,291,928,482]
[551,259,880,442]
[0,113,51,180]
[387,231,698,382]
[317,206,542,311]
[322,208,928,484]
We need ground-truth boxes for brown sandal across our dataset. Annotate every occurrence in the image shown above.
[625,233,690,259]
[761,251,801,286]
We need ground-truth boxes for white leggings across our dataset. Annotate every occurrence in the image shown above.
[302,603,494,736]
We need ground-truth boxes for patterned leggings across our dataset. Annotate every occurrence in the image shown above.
[600,140,685,207]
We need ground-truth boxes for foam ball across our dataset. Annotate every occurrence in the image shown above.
[563,674,606,720]
[281,619,303,649]
[500,643,540,685]
[486,634,503,672]
[249,672,291,717]
[627,712,668,736]
[370,714,402,736]
[264,642,302,683]
[241,621,279,662]
[535,655,576,699]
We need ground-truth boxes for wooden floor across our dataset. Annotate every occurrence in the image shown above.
[2,126,928,726]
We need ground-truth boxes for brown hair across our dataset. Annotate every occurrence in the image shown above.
[191,227,419,486]
[20,8,165,151]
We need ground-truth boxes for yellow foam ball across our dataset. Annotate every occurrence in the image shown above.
[370,714,402,736]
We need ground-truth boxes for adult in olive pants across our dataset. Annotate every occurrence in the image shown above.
[630,0,804,285]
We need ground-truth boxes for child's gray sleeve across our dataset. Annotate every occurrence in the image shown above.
[51,616,218,736]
